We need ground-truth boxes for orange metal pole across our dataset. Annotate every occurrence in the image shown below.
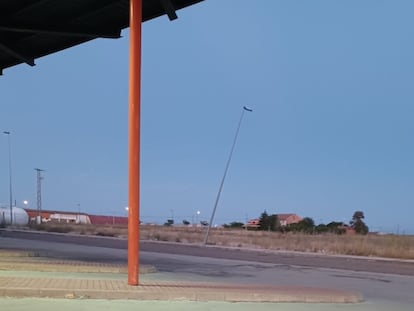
[128,0,142,286]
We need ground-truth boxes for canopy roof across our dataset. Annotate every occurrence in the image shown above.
[0,0,203,74]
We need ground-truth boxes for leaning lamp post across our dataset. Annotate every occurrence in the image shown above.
[203,106,252,245]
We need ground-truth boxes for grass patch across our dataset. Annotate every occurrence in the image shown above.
[25,223,414,259]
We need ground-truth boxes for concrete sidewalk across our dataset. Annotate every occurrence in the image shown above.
[0,249,362,303]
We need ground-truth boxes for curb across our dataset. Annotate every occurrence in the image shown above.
[0,277,363,303]
[0,247,363,303]
[0,250,155,274]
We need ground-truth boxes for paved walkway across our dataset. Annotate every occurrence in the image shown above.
[0,249,362,303]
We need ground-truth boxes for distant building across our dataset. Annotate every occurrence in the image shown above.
[88,214,128,225]
[24,209,127,225]
[245,214,303,230]
[339,224,356,235]
[24,209,90,224]
[244,218,260,230]
[276,214,302,227]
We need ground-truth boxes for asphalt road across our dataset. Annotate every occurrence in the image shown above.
[1,229,413,276]
[1,229,414,310]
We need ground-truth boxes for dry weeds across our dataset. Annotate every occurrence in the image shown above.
[29,223,414,259]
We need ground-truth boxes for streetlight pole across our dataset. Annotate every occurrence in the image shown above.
[3,131,13,225]
[203,106,253,245]
[77,203,81,224]
[170,209,174,223]
[196,210,200,225]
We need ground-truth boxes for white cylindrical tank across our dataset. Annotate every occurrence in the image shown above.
[0,206,29,226]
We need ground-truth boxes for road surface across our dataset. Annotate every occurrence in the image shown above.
[1,229,412,275]
[1,229,414,310]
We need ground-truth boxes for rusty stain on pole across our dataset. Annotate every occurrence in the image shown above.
[128,0,142,286]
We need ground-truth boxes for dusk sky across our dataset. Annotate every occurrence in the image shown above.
[1,0,413,234]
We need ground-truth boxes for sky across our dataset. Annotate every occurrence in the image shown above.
[1,0,414,234]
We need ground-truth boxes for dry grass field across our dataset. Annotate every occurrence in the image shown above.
[30,223,414,260]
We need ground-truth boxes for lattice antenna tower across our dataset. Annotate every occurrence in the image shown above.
[34,168,44,220]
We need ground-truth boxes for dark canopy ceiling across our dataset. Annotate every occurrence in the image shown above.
[0,0,203,74]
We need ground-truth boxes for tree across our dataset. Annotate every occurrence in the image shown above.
[223,221,244,229]
[259,211,278,231]
[301,217,315,228]
[314,223,329,234]
[352,211,365,222]
[164,219,174,226]
[350,211,369,235]
[288,217,315,233]
[326,221,346,235]
[259,210,270,231]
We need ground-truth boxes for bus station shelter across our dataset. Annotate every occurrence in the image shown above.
[0,0,204,285]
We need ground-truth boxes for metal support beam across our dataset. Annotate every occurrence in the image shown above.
[160,0,178,21]
[10,0,53,17]
[127,0,142,286]
[0,25,121,39]
[0,43,35,66]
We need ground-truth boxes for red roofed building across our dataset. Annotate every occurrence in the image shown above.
[88,215,128,225]
[24,209,127,225]
[276,214,303,227]
[244,218,260,230]
[24,208,89,224]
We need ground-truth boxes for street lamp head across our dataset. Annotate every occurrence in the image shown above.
[243,106,253,112]
[3,131,10,135]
